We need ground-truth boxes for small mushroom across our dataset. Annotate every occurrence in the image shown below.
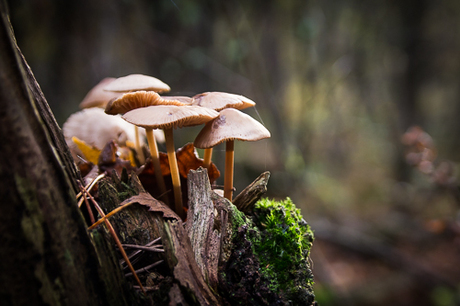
[191,92,256,169]
[192,91,255,111]
[79,78,123,109]
[103,74,171,164]
[105,91,186,115]
[63,108,146,163]
[105,92,185,204]
[103,73,171,93]
[194,108,270,201]
[162,96,194,105]
[123,105,219,218]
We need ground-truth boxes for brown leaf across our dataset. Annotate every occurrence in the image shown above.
[176,143,220,183]
[98,140,134,175]
[120,192,181,221]
[141,143,220,183]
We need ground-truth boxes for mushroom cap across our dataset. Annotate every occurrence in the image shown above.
[79,78,123,109]
[105,91,187,115]
[162,96,194,105]
[104,74,171,93]
[192,92,256,111]
[122,105,219,130]
[194,108,270,148]
[63,108,164,161]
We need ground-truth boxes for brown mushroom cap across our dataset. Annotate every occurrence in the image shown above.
[104,74,171,93]
[194,108,270,148]
[105,91,187,115]
[122,105,219,130]
[192,92,256,111]
[79,78,122,109]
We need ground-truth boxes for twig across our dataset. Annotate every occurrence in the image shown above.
[81,187,146,294]
[78,181,96,225]
[121,244,164,252]
[77,173,106,208]
[87,200,138,230]
[120,237,162,266]
[125,260,164,277]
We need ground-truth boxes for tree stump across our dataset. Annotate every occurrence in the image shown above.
[93,167,316,305]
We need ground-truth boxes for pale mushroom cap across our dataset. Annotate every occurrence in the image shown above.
[194,108,270,148]
[122,105,219,130]
[104,74,171,93]
[63,108,164,160]
[105,91,187,115]
[79,78,123,109]
[162,96,194,105]
[192,92,256,111]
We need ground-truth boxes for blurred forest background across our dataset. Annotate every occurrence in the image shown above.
[6,0,460,305]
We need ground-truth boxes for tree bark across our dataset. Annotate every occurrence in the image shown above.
[0,3,140,305]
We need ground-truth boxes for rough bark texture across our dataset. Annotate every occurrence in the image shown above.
[96,171,222,305]
[186,168,231,290]
[0,4,140,305]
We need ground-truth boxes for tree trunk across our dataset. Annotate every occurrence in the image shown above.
[0,3,141,305]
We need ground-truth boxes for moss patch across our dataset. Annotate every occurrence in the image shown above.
[220,197,316,305]
[252,197,315,304]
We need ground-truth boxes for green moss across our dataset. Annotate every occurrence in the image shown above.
[252,197,315,300]
[220,197,316,305]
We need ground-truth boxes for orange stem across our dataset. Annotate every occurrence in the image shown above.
[224,140,234,201]
[203,148,213,169]
[146,128,168,205]
[164,128,184,219]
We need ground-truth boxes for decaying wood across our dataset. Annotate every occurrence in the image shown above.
[86,166,315,305]
[186,167,231,290]
[96,171,222,305]
[233,171,270,214]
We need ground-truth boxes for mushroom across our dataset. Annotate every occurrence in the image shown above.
[123,105,219,218]
[103,74,171,164]
[194,108,270,201]
[105,91,185,115]
[162,96,194,105]
[192,92,256,169]
[105,91,187,203]
[103,73,171,93]
[192,91,255,111]
[63,108,147,163]
[79,78,122,109]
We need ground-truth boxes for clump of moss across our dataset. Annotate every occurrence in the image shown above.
[252,197,315,304]
[219,197,316,305]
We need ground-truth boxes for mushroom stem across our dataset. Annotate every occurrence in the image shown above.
[134,125,145,164]
[164,128,184,218]
[145,128,168,204]
[203,148,213,169]
[224,140,235,201]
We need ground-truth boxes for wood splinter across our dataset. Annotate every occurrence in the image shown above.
[233,171,270,214]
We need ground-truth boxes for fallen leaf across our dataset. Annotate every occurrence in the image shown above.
[140,143,220,183]
[120,192,181,221]
[72,136,101,164]
[98,141,135,175]
[176,143,220,183]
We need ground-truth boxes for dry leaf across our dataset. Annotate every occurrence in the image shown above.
[72,136,101,164]
[140,143,220,183]
[98,140,135,175]
[120,192,181,221]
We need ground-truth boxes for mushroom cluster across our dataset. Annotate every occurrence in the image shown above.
[65,74,271,218]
